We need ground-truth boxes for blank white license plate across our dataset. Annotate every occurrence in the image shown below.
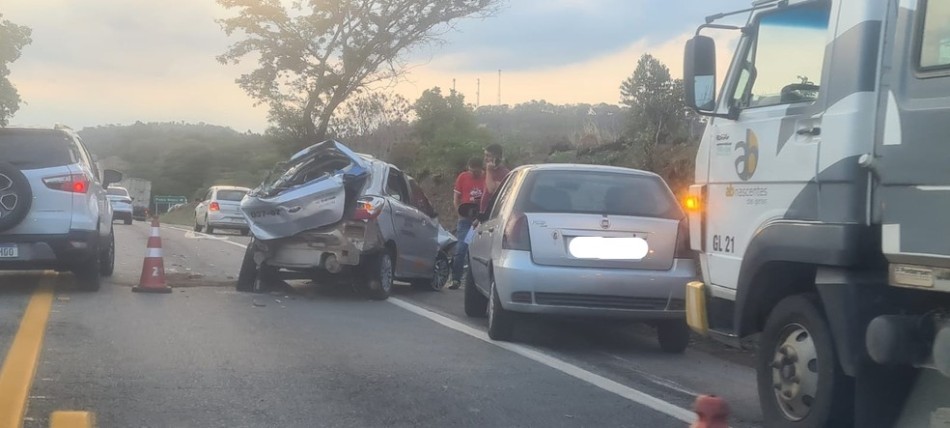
[568,237,649,260]
[0,245,18,258]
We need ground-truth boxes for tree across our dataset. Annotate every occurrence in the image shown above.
[620,54,692,172]
[412,87,490,174]
[330,91,412,159]
[217,0,499,150]
[0,15,31,127]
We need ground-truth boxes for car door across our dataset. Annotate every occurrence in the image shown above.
[196,189,212,225]
[385,168,426,277]
[407,176,440,275]
[876,1,950,272]
[468,170,522,292]
[702,1,828,292]
[72,137,111,235]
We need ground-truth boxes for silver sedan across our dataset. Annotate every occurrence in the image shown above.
[463,164,697,353]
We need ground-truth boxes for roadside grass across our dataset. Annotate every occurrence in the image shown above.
[159,203,198,227]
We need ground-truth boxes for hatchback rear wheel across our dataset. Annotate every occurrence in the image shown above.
[360,251,393,300]
[487,280,515,341]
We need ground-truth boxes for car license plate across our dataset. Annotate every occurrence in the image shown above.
[568,237,649,260]
[0,245,18,258]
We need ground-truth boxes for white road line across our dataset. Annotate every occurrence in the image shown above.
[158,222,696,423]
[162,225,250,250]
[388,297,696,424]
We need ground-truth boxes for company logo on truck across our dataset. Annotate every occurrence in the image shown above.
[734,129,759,181]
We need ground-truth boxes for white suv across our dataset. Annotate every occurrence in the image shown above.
[0,127,123,290]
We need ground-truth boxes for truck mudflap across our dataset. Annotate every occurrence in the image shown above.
[686,281,709,335]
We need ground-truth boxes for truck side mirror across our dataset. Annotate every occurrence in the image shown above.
[684,35,718,113]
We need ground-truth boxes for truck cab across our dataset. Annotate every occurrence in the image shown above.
[683,0,950,426]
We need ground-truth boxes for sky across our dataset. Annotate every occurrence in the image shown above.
[3,0,750,133]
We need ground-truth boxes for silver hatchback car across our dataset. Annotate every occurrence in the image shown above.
[236,140,455,300]
[464,164,697,352]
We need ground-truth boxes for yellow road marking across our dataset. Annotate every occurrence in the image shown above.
[0,273,56,428]
[49,411,94,428]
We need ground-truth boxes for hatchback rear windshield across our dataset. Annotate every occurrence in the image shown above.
[518,170,682,219]
[216,190,248,201]
[0,131,75,170]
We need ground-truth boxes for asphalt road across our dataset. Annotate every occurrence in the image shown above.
[0,221,765,427]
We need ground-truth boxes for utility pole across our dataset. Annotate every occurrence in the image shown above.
[476,78,481,107]
[497,69,502,105]
[452,78,456,92]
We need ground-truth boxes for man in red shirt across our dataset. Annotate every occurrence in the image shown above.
[447,157,485,290]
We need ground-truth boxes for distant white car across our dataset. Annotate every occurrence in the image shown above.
[194,186,251,235]
[107,187,133,225]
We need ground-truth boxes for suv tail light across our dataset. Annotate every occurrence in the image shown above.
[674,217,693,258]
[43,174,89,193]
[209,202,220,212]
[353,196,385,221]
[502,213,531,251]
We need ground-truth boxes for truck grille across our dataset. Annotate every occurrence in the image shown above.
[534,293,670,310]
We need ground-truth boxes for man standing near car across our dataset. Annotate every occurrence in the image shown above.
[479,144,510,216]
[446,157,485,290]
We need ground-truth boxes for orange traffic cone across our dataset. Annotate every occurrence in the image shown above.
[133,217,172,293]
[691,395,729,428]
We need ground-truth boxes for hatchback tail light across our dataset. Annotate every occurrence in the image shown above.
[502,213,531,251]
[353,197,385,221]
[43,174,89,193]
[674,217,693,258]
[209,202,220,212]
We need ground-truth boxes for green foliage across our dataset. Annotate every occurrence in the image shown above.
[216,0,500,149]
[411,87,491,175]
[0,15,31,127]
[79,122,281,199]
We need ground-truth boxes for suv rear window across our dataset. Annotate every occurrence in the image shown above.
[107,188,130,197]
[216,190,248,201]
[518,170,682,219]
[0,131,75,170]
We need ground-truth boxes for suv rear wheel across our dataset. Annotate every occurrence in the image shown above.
[73,247,102,292]
[0,161,33,233]
[99,228,115,277]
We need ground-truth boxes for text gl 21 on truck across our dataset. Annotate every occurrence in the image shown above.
[682,1,950,427]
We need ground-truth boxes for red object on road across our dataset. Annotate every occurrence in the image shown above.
[133,217,172,293]
[691,395,729,428]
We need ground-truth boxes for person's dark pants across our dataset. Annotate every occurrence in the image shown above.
[452,217,474,282]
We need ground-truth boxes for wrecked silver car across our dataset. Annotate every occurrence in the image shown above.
[236,140,455,300]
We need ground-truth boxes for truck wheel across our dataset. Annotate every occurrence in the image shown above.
[360,251,393,300]
[656,319,690,354]
[757,294,853,428]
[463,265,487,317]
[487,280,516,341]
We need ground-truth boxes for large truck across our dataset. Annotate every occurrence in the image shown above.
[115,177,152,219]
[682,1,950,427]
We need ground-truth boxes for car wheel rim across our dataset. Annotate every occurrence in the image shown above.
[0,173,18,218]
[380,255,393,293]
[770,323,819,421]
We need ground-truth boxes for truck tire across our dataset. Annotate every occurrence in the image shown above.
[487,280,516,341]
[463,266,487,317]
[0,162,33,233]
[360,251,393,300]
[757,294,853,428]
[656,319,690,354]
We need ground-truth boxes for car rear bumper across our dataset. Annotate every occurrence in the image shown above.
[0,230,99,270]
[208,212,248,229]
[257,220,384,270]
[493,250,697,321]
[113,211,133,221]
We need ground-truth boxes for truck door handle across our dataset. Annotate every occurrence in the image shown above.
[796,127,821,136]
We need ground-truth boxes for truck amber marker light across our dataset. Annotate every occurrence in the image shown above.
[684,195,701,212]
